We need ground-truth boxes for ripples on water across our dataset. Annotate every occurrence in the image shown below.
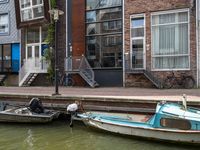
[0,121,199,150]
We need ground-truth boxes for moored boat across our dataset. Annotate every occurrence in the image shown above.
[0,98,60,123]
[77,96,200,145]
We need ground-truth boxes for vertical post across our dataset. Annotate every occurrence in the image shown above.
[54,19,59,95]
[49,7,64,95]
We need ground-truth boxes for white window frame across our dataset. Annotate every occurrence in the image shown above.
[151,9,190,71]
[130,14,146,70]
[0,12,9,35]
[25,26,46,60]
[19,0,44,22]
[0,0,9,4]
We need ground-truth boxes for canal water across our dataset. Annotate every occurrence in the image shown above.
[0,121,198,150]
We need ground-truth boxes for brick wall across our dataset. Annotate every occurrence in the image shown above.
[124,0,197,88]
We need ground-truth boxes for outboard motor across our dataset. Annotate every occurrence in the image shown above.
[29,98,44,113]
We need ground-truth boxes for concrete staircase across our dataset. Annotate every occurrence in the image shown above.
[19,58,48,87]
[20,73,38,87]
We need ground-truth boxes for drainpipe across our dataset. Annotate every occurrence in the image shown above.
[122,0,125,87]
[66,0,68,58]
[196,0,199,88]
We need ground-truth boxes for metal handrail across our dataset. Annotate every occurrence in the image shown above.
[19,58,48,86]
[65,55,95,81]
[79,55,95,81]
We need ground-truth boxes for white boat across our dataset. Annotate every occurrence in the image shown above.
[0,107,59,123]
[0,98,60,123]
[77,97,200,145]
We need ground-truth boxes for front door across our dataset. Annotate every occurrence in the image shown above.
[132,39,145,69]
[131,15,145,70]
[26,45,40,60]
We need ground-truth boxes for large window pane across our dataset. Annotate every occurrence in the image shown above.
[87,20,122,35]
[86,34,122,68]
[86,0,121,10]
[21,9,32,21]
[42,26,48,42]
[3,44,11,72]
[21,0,31,8]
[32,0,43,5]
[87,11,96,22]
[86,1,122,68]
[27,27,40,43]
[33,6,44,18]
[152,11,189,69]
[0,13,9,34]
[98,7,122,21]
[131,18,144,27]
[20,0,44,21]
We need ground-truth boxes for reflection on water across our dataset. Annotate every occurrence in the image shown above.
[0,121,198,150]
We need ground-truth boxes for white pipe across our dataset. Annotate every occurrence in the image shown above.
[66,0,68,58]
[196,0,199,87]
[122,0,125,87]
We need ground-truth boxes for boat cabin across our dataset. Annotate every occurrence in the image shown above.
[149,103,200,130]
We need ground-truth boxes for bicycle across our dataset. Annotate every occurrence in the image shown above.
[58,73,75,86]
[163,72,195,89]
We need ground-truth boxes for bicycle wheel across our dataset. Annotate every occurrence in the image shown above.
[183,76,195,89]
[67,78,74,86]
[163,77,175,89]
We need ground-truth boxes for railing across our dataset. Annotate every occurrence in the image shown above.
[19,58,48,86]
[79,56,95,82]
[65,55,95,82]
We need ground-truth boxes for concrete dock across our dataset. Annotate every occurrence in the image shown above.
[0,87,200,113]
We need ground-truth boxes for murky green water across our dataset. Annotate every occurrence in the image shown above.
[0,121,198,150]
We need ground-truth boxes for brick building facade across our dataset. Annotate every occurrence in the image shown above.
[124,0,197,88]
[13,0,199,88]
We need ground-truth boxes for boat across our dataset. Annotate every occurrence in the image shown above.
[0,99,60,123]
[77,96,200,145]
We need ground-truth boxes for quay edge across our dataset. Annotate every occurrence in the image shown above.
[0,93,200,114]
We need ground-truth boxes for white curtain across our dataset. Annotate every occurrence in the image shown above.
[152,12,189,69]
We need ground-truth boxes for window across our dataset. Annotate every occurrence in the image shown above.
[86,0,122,68]
[20,0,44,21]
[0,13,9,35]
[26,26,47,60]
[0,0,9,4]
[160,118,191,130]
[0,44,11,72]
[152,10,189,70]
[131,15,145,69]
[86,0,121,10]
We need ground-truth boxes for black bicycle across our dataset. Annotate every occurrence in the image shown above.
[163,72,195,89]
[58,73,75,86]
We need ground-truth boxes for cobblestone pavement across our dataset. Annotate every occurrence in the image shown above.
[0,86,200,102]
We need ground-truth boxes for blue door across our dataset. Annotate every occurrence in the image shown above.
[12,43,20,72]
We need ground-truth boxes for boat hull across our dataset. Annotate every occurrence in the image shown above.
[83,118,200,145]
[0,110,59,123]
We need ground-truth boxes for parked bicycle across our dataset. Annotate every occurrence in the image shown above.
[163,72,195,89]
[58,73,75,86]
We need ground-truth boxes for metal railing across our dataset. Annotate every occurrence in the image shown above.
[19,58,48,86]
[65,55,95,83]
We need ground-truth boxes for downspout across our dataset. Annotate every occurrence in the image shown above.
[66,0,68,58]
[196,0,199,87]
[122,0,125,87]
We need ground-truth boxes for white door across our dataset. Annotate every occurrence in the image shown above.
[132,39,145,69]
[26,45,41,60]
